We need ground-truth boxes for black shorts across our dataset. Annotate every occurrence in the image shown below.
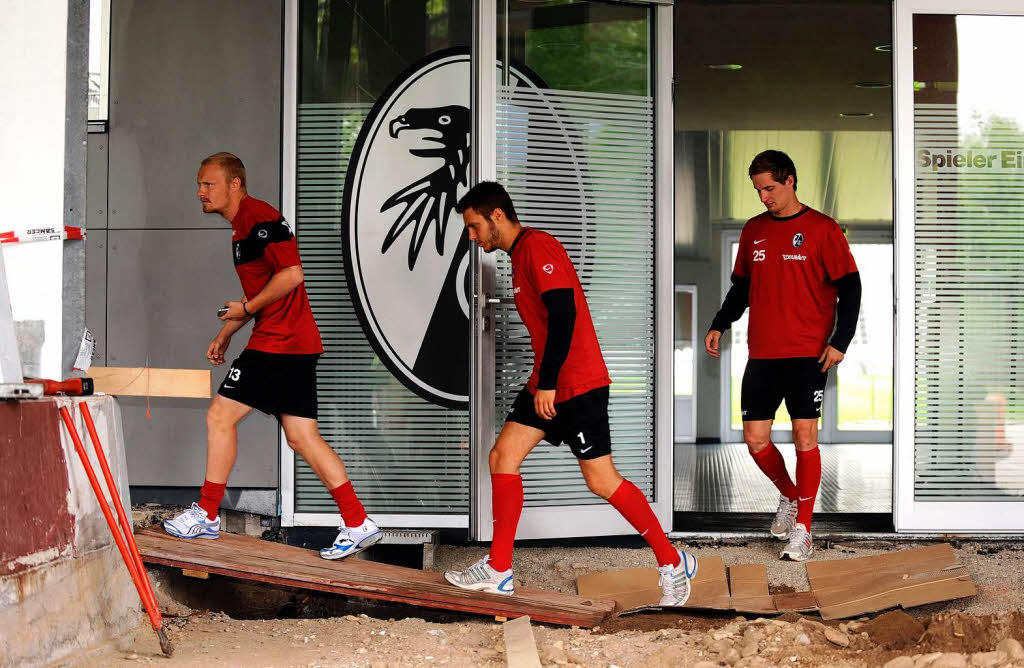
[217,349,320,419]
[506,385,612,460]
[741,357,827,421]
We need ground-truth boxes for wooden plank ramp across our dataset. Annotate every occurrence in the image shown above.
[136,529,613,627]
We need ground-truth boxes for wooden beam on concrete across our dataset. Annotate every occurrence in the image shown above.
[136,529,613,627]
[89,367,210,399]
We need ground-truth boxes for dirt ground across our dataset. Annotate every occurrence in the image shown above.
[67,538,1024,668]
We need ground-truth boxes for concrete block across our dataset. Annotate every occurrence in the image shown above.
[0,395,140,666]
[0,545,137,666]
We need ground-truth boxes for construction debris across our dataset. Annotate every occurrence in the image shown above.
[577,544,976,620]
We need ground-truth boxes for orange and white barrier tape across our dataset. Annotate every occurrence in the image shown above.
[0,225,85,244]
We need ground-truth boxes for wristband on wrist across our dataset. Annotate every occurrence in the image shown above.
[242,302,252,316]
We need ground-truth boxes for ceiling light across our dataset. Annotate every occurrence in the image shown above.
[707,64,742,71]
[839,112,875,118]
[855,81,891,89]
[875,44,917,52]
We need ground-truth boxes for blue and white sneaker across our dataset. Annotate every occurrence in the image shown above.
[162,503,220,540]
[658,548,698,607]
[444,556,514,595]
[320,518,382,560]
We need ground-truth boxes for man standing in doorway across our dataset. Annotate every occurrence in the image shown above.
[162,152,381,560]
[445,182,698,604]
[705,150,861,561]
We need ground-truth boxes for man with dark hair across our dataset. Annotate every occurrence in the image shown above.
[163,152,381,561]
[705,150,861,561]
[444,181,698,604]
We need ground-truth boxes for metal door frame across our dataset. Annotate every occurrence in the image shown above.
[470,0,674,540]
[894,0,1024,532]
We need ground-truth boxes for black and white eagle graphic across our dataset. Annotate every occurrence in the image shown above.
[341,49,548,409]
[380,105,470,271]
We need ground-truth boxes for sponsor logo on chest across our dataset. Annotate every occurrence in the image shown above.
[783,231,806,260]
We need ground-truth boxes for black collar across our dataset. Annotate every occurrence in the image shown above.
[770,205,809,222]
[507,226,528,255]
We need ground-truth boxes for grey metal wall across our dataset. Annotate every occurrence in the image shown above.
[64,0,88,376]
[87,0,283,489]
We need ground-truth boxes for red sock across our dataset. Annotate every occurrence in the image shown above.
[608,480,679,568]
[751,442,798,501]
[488,474,523,572]
[795,447,822,530]
[329,481,368,527]
[198,479,226,520]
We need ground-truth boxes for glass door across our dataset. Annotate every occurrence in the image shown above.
[282,0,475,528]
[471,0,674,540]
[895,0,1024,532]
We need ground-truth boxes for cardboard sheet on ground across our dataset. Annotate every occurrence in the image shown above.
[576,544,975,620]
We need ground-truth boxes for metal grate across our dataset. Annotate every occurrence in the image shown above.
[913,103,1024,501]
[495,85,655,507]
[294,103,470,515]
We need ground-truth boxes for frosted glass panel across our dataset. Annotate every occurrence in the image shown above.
[912,14,1024,502]
[496,85,656,507]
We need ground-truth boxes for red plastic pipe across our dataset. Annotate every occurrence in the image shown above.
[58,405,173,656]
[78,403,160,623]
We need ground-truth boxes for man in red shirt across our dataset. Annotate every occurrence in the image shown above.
[705,150,861,561]
[162,152,380,560]
[444,182,698,605]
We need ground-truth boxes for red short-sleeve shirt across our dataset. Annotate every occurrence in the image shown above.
[733,206,857,359]
[510,227,611,402]
[230,196,323,354]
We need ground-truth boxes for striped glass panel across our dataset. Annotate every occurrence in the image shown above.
[295,103,469,514]
[913,102,1024,501]
[496,85,655,507]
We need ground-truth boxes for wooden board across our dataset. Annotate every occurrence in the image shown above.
[578,557,779,615]
[806,543,977,620]
[136,529,612,627]
[578,544,976,620]
[728,563,775,613]
[89,367,211,398]
[503,616,541,668]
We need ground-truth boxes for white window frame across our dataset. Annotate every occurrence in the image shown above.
[822,227,894,445]
[279,0,469,529]
[894,0,1024,533]
[674,284,698,444]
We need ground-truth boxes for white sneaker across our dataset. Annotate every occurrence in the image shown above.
[658,549,699,607]
[780,523,813,561]
[320,518,383,560]
[444,557,514,595]
[770,495,799,539]
[163,502,220,539]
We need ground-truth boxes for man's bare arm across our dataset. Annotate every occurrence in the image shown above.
[220,266,304,320]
